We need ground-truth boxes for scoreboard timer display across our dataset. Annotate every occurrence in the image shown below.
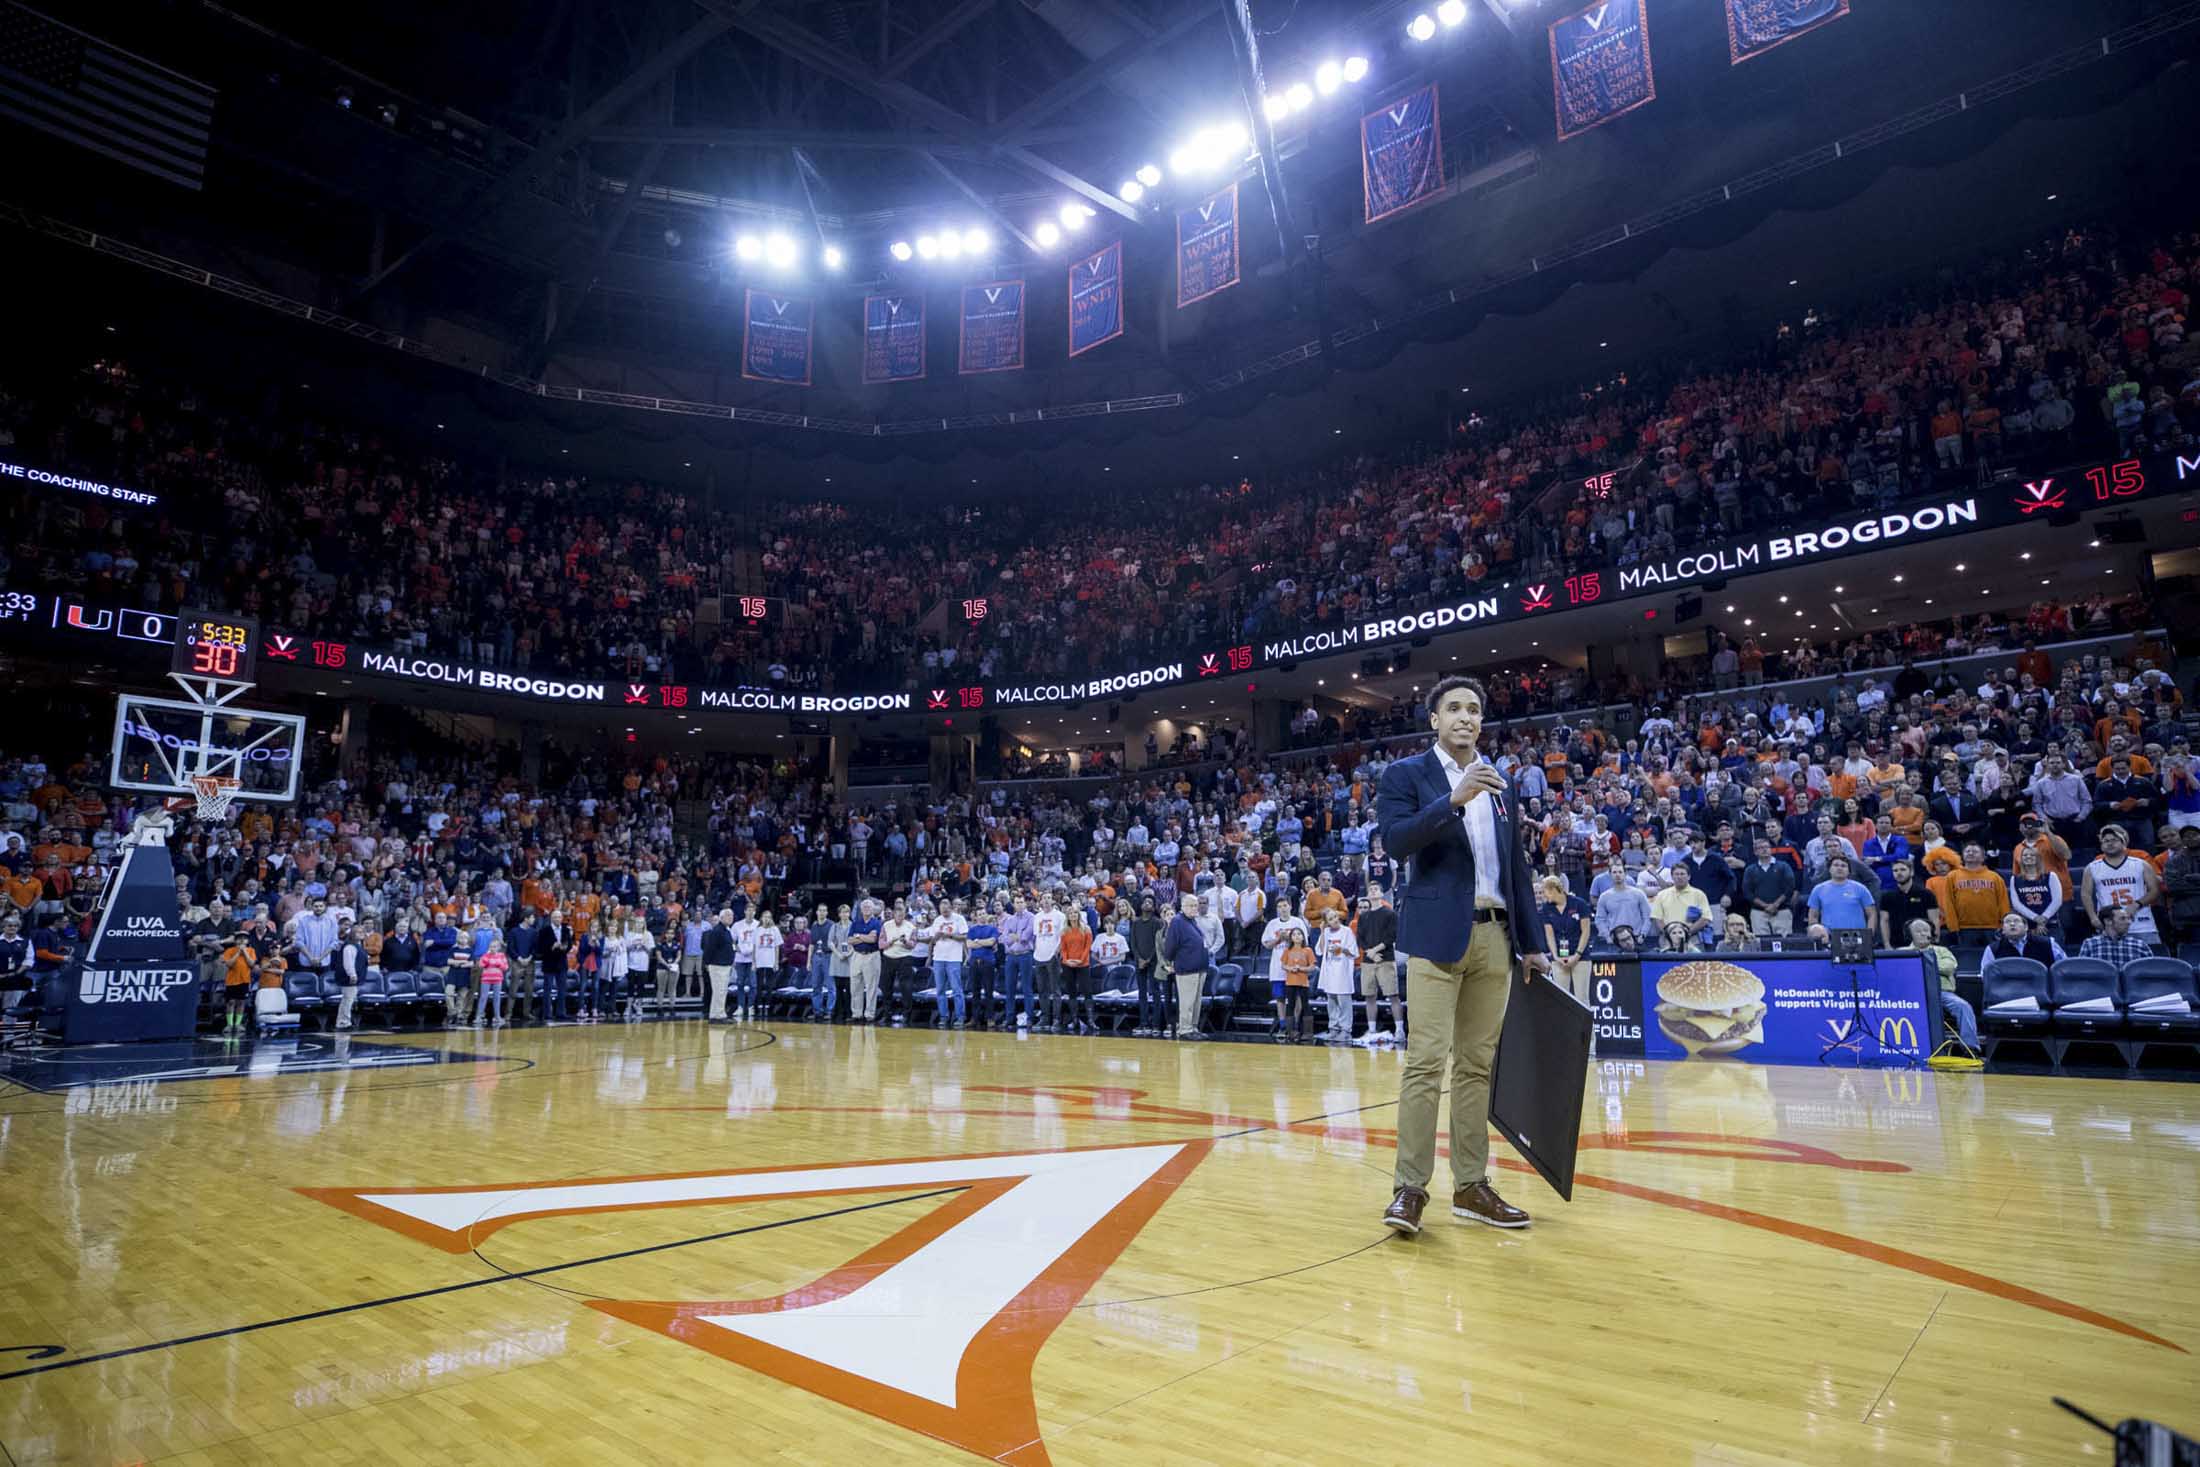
[172,611,259,681]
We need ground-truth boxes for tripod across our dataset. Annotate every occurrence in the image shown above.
[1818,958,1889,1067]
[1817,928,1917,1069]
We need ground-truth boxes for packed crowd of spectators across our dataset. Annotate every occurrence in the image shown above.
[5,221,2194,696]
[4,600,2192,1052]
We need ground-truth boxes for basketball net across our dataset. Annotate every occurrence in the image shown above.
[189,773,242,823]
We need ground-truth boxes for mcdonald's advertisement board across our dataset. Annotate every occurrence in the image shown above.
[1638,953,1940,1066]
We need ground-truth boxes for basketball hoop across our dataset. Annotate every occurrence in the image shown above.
[190,773,242,823]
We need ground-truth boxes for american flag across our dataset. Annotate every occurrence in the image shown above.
[0,1,215,191]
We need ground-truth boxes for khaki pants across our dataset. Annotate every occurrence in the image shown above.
[1395,921,1515,1194]
[706,963,733,1020]
[1551,953,1590,1003]
[1175,968,1206,1036]
[850,952,882,1019]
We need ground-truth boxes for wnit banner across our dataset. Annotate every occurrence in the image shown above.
[741,289,813,386]
[1362,83,1444,224]
[1549,0,1656,142]
[1068,240,1124,357]
[1176,183,1239,308]
[959,280,1026,374]
[1726,0,1849,64]
[862,293,926,383]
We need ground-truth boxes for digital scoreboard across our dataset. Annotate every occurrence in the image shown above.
[172,610,259,682]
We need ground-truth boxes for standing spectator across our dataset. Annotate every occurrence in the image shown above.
[1938,845,2012,943]
[290,897,338,981]
[1355,888,1403,1044]
[997,895,1035,1029]
[2160,823,2200,948]
[1808,856,1878,936]
[506,912,540,1024]
[1651,867,1716,946]
[1032,892,1066,1033]
[2093,755,2160,853]
[1274,927,1314,1042]
[332,920,367,1031]
[1535,877,1591,1003]
[1878,859,1938,949]
[747,910,781,1024]
[1740,838,1798,937]
[931,900,969,1028]
[848,899,883,1023]
[1595,865,1653,944]
[476,938,510,1027]
[1058,909,1094,1034]
[2083,825,2165,948]
[1317,908,1360,1045]
[807,903,837,1022]
[538,910,573,1022]
[1129,897,1165,1037]
[218,923,259,1036]
[422,911,459,1022]
[2006,843,2068,938]
[701,907,736,1023]
[1163,894,1212,1040]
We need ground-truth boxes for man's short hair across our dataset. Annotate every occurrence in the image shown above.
[1424,675,1488,718]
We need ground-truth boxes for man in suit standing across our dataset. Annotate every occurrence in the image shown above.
[1376,676,1552,1236]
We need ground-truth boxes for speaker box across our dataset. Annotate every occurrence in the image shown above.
[2096,518,2147,545]
[1675,594,1703,625]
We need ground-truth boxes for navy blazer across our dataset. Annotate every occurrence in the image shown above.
[1375,746,1547,966]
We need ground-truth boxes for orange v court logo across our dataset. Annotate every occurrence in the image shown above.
[302,1139,1212,1464]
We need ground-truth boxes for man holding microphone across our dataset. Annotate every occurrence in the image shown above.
[1376,675,1551,1236]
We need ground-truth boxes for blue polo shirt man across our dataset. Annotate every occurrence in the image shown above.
[1807,856,1878,933]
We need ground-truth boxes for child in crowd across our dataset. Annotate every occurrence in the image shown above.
[477,938,510,1027]
[1277,928,1314,1043]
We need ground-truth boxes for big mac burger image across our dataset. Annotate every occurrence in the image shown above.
[1653,960,1767,1057]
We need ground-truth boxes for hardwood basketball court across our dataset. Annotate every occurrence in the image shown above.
[1,1023,2194,1465]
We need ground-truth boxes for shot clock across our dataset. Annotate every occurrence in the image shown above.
[172,610,259,682]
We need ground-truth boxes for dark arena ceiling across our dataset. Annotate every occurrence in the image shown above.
[6,0,2200,492]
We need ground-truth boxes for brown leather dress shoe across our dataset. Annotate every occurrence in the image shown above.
[1382,1185,1429,1235]
[1452,1179,1530,1228]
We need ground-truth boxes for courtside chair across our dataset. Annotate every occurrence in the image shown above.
[1979,957,2054,1066]
[2047,957,2131,1069]
[2119,956,2200,1069]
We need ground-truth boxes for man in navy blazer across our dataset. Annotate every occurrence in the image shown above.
[1375,675,1550,1236]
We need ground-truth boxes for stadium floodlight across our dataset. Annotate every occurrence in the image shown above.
[1136,163,1161,187]
[1315,60,1342,94]
[733,234,762,261]
[915,234,939,259]
[1343,55,1369,82]
[1035,219,1062,248]
[822,244,844,270]
[1437,0,1467,25]
[1168,143,1195,175]
[1220,119,1248,153]
[938,230,963,260]
[1285,82,1313,112]
[1407,12,1436,40]
[889,239,913,261]
[1262,94,1289,123]
[962,227,989,254]
[763,232,797,267]
[1059,202,1092,231]
[1119,177,1146,203]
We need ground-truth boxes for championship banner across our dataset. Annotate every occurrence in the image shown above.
[1549,0,1656,142]
[741,289,813,386]
[1725,0,1849,64]
[1176,183,1239,308]
[1361,83,1444,224]
[1067,240,1124,357]
[862,293,926,383]
[958,280,1026,375]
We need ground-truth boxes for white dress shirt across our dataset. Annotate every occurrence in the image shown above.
[1433,746,1505,911]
